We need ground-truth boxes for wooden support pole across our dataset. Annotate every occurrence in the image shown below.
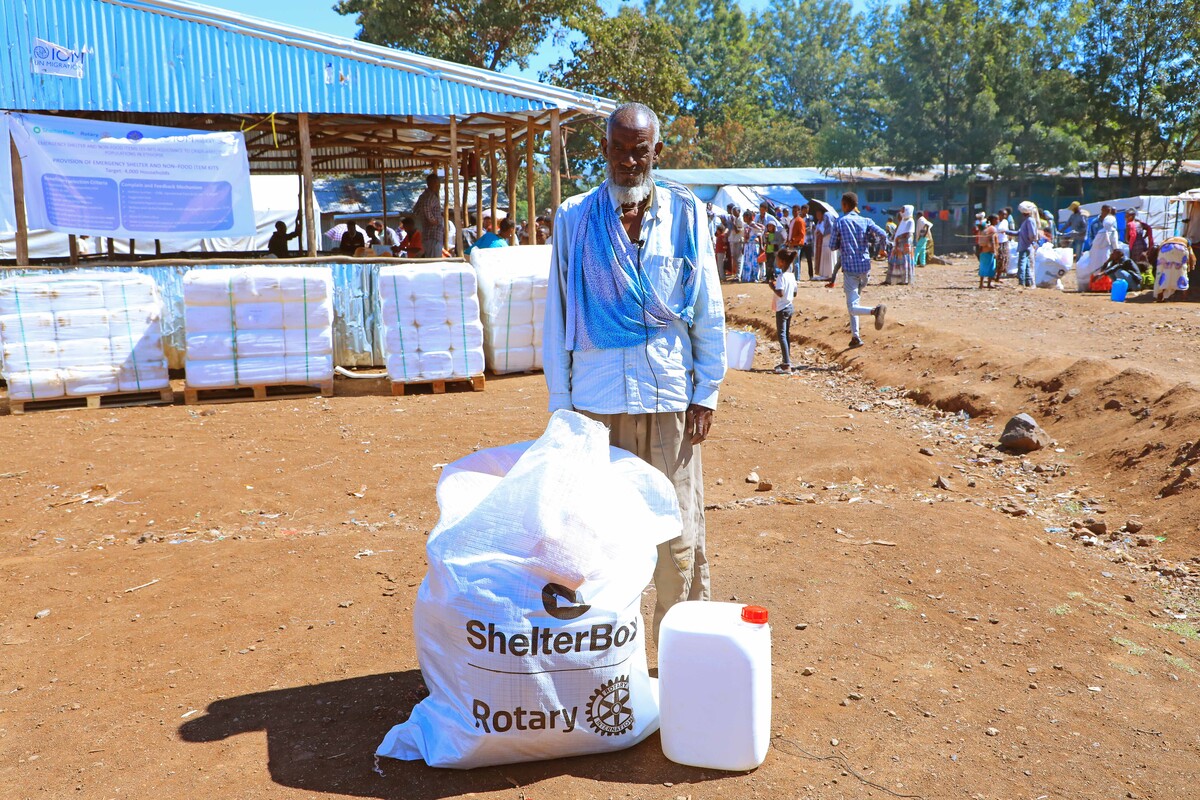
[128,239,135,256]
[297,112,317,256]
[449,115,463,256]
[68,235,79,265]
[380,166,388,233]
[488,134,498,230]
[441,160,450,255]
[549,108,562,221]
[475,145,484,240]
[106,238,115,258]
[9,135,29,266]
[154,239,162,257]
[526,118,537,246]
[505,125,516,230]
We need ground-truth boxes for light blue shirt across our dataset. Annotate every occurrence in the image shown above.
[544,182,727,415]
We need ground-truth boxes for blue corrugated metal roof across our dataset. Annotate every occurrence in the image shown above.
[0,0,617,117]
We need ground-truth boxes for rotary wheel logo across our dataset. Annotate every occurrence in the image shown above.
[586,676,634,736]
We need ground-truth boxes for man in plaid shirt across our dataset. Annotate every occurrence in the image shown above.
[826,192,888,349]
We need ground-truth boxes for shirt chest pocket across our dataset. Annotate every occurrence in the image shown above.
[642,255,691,310]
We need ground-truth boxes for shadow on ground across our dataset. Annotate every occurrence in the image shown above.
[180,671,720,799]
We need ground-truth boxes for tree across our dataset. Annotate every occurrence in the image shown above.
[1076,0,1200,188]
[647,0,762,132]
[542,5,691,182]
[334,0,596,71]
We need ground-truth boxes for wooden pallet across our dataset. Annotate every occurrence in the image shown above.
[183,380,334,405]
[9,387,174,416]
[391,375,486,397]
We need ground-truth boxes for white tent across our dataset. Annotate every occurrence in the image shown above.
[1058,195,1185,246]
[1169,189,1200,243]
[0,175,319,260]
[711,185,809,215]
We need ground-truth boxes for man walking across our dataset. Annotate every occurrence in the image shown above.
[826,192,888,349]
[544,102,727,641]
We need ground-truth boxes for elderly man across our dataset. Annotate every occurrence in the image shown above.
[545,102,726,640]
[412,172,444,258]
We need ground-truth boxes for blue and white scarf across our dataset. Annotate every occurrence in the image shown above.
[565,180,701,352]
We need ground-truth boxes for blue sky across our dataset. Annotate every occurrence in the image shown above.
[195,0,877,81]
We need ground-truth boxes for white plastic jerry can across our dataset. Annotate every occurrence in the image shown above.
[658,601,772,771]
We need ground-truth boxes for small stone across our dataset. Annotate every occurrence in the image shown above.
[840,698,850,706]
[1124,594,1135,603]
[745,471,760,484]
[986,727,999,736]
[34,609,50,620]
[848,692,863,701]
[934,475,953,491]
[795,623,809,630]
[338,600,353,608]
[831,738,839,747]
[1084,520,1108,536]
[989,617,1000,624]
[1136,536,1155,547]
[919,447,935,457]
[756,480,774,492]
[715,478,724,486]
[1104,399,1123,410]
[801,667,815,676]
[1124,520,1144,534]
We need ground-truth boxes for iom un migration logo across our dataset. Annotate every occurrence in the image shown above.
[33,44,51,60]
[541,583,591,621]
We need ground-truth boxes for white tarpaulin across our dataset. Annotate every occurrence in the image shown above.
[1059,195,1183,246]
[0,175,314,260]
[8,112,255,239]
[0,117,15,233]
[712,185,808,215]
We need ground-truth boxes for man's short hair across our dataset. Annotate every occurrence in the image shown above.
[776,247,798,267]
[401,216,415,227]
[607,102,660,145]
[498,218,514,234]
[426,172,439,186]
[842,192,858,209]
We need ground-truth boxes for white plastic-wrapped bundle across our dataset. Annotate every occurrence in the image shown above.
[182,267,334,388]
[0,272,169,402]
[470,245,551,374]
[378,263,485,383]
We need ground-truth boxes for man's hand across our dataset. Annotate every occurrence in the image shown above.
[826,279,836,288]
[685,404,713,445]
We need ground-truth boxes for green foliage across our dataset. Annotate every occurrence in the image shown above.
[339,0,1200,183]
[334,0,596,71]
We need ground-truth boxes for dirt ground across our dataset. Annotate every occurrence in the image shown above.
[2,257,1198,800]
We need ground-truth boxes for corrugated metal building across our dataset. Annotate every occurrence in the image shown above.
[0,0,616,366]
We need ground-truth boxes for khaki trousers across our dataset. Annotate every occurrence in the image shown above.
[581,411,710,641]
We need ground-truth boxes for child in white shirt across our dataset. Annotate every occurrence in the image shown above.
[769,247,799,373]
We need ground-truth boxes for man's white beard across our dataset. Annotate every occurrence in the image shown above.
[607,163,653,205]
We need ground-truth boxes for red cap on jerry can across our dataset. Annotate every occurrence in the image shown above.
[741,605,769,624]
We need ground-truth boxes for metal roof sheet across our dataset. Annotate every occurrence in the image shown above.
[660,163,1200,187]
[0,0,617,117]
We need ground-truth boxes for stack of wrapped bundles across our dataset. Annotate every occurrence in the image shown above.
[183,267,334,388]
[377,263,485,383]
[0,272,169,401]
[469,244,550,374]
